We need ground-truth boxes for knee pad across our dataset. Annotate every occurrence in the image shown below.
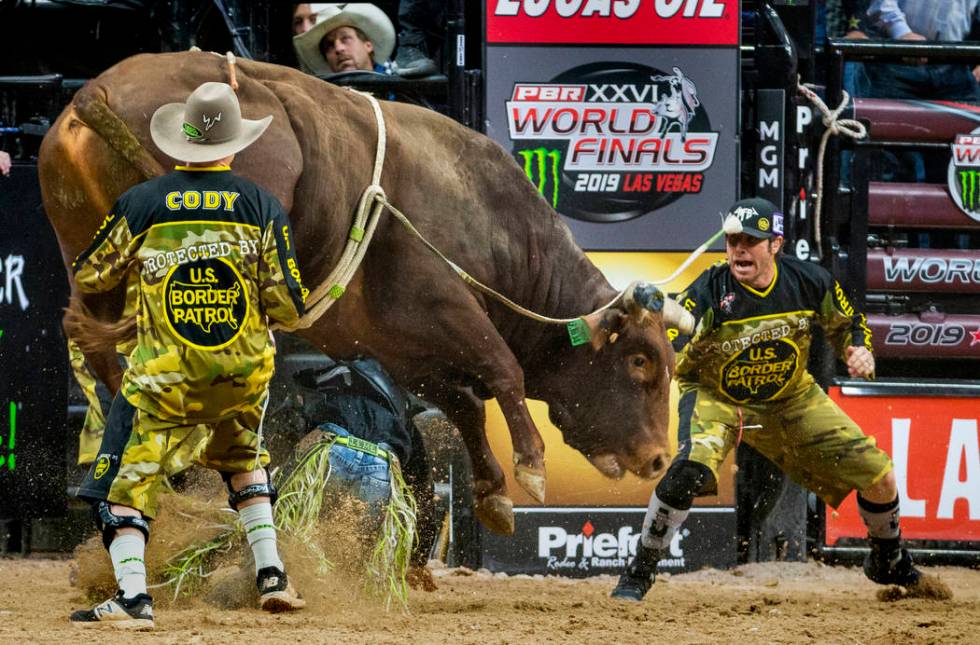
[221,470,278,510]
[92,500,150,550]
[655,460,714,511]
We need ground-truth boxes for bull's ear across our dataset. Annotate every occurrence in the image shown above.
[579,309,628,351]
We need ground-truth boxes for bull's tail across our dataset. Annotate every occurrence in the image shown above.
[63,296,136,354]
[44,85,165,354]
[71,87,164,182]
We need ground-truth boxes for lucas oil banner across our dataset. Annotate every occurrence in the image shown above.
[484,0,739,250]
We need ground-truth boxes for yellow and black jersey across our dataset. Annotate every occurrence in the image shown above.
[72,166,307,422]
[669,255,872,404]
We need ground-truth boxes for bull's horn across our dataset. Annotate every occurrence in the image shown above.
[663,297,695,335]
[623,281,664,320]
[624,281,695,335]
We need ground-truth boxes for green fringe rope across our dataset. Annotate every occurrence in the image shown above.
[157,436,418,609]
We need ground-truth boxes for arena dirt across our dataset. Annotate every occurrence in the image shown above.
[6,481,978,643]
[1,553,977,643]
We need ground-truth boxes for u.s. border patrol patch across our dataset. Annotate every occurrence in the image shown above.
[93,455,111,480]
[720,339,799,402]
[163,257,249,349]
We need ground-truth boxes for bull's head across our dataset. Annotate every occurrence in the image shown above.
[535,282,694,482]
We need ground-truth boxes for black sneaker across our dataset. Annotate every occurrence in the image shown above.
[395,45,438,78]
[611,543,661,601]
[611,571,654,601]
[864,537,922,587]
[257,566,306,612]
[70,590,154,630]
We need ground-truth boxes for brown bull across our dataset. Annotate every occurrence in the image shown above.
[39,52,689,534]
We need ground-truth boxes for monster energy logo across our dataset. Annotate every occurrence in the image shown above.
[182,122,203,140]
[958,169,980,213]
[519,148,561,208]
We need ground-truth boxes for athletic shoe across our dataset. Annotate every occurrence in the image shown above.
[394,45,438,78]
[69,590,154,630]
[611,571,654,601]
[611,543,661,601]
[864,537,922,587]
[257,566,306,612]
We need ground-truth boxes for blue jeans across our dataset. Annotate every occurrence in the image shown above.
[320,424,392,516]
[865,63,979,103]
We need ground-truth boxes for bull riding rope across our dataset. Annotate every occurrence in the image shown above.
[290,90,721,337]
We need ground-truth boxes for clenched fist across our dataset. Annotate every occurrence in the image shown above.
[846,345,875,379]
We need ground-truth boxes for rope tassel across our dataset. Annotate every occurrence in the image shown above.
[797,79,868,251]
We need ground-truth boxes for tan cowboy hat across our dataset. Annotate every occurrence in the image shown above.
[150,82,273,162]
[293,3,395,76]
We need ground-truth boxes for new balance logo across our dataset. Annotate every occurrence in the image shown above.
[262,576,280,589]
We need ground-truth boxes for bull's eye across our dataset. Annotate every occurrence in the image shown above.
[632,356,647,368]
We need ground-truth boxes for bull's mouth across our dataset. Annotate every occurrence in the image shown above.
[587,453,668,481]
[587,453,626,479]
[549,404,669,481]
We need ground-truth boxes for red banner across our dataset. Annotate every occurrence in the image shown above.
[486,0,739,46]
[826,388,980,543]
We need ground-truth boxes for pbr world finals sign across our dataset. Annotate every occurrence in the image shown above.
[481,0,739,576]
[485,0,739,250]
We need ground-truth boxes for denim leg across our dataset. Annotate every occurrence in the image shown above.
[327,445,391,521]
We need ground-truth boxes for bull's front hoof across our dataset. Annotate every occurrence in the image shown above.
[514,463,546,503]
[475,494,515,534]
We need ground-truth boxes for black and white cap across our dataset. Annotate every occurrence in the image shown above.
[723,197,784,239]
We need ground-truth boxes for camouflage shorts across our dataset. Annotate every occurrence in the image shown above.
[68,337,108,465]
[76,394,270,518]
[677,382,893,508]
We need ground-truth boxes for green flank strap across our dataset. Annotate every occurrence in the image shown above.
[349,226,365,242]
[334,434,389,461]
[328,284,346,299]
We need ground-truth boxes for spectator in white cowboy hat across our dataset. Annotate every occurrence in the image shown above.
[293,3,395,76]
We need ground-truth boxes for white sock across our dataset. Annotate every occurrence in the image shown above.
[109,533,147,598]
[640,492,690,550]
[239,502,284,572]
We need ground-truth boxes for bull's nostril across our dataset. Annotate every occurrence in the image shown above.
[651,454,668,474]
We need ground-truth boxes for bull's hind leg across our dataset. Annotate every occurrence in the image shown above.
[420,382,516,534]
